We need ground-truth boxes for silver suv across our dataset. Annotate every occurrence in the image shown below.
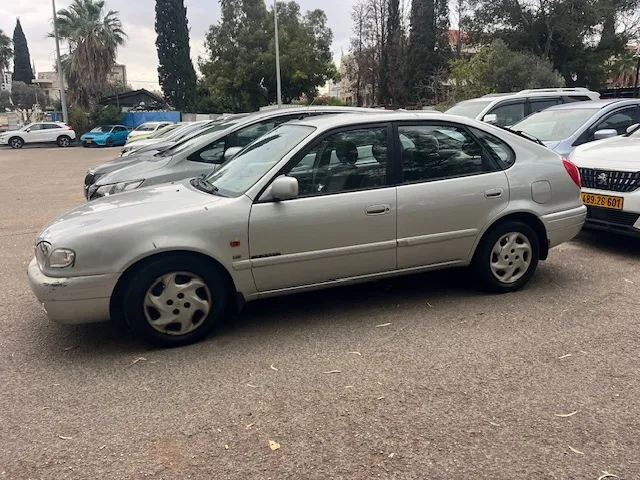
[446,88,600,126]
[28,112,586,347]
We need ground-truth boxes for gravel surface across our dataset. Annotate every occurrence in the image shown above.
[1,146,639,479]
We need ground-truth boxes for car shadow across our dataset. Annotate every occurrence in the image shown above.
[574,229,640,258]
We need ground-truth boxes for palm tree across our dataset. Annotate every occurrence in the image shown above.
[53,0,126,107]
[0,29,12,71]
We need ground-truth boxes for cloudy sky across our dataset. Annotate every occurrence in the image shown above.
[0,0,357,91]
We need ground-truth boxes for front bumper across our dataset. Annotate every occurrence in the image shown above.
[81,137,107,146]
[581,188,640,237]
[27,258,119,324]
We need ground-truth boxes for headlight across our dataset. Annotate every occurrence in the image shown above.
[95,180,144,197]
[35,242,75,268]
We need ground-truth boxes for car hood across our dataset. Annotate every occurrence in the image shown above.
[570,136,640,169]
[95,156,174,185]
[88,151,162,178]
[82,132,108,139]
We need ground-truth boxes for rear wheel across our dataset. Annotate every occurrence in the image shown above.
[122,255,228,347]
[106,137,113,147]
[9,137,23,149]
[57,135,71,147]
[473,221,540,293]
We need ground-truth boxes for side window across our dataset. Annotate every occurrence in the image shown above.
[284,126,388,197]
[115,126,126,132]
[235,115,301,148]
[489,102,525,126]
[43,124,62,129]
[399,124,499,183]
[529,98,561,115]
[469,127,515,169]
[189,138,227,164]
[28,124,43,131]
[594,107,637,135]
[564,95,591,103]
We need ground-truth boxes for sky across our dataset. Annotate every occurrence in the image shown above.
[0,0,357,91]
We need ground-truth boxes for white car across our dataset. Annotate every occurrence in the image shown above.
[125,122,174,143]
[571,125,640,237]
[0,122,76,149]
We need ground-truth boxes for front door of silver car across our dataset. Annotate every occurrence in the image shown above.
[248,124,397,292]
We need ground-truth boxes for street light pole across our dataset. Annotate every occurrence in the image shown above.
[51,0,68,123]
[273,0,282,107]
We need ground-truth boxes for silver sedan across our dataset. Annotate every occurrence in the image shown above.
[28,112,586,347]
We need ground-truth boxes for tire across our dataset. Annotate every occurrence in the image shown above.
[9,137,23,149]
[106,137,113,147]
[122,255,228,347]
[473,221,540,293]
[57,135,71,147]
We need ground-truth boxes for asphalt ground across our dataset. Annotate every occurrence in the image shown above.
[0,145,639,479]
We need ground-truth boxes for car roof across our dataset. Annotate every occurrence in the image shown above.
[292,111,448,130]
[546,99,639,111]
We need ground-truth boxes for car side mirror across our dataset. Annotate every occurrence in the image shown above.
[593,128,618,140]
[483,114,498,124]
[626,123,639,134]
[270,176,298,201]
[224,146,242,161]
[25,128,31,132]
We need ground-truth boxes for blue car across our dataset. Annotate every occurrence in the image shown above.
[511,99,640,157]
[80,125,130,147]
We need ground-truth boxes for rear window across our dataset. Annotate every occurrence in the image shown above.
[446,100,493,119]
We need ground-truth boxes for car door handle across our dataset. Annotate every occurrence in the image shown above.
[485,188,504,199]
[365,204,391,215]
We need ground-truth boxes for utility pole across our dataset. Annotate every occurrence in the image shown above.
[51,0,68,123]
[273,0,282,107]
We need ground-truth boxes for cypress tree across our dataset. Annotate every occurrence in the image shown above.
[12,19,34,84]
[155,0,197,110]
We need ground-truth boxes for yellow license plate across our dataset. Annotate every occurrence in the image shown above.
[581,192,624,210]
[85,139,92,143]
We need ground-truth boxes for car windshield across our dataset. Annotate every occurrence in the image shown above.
[135,124,158,132]
[156,121,238,157]
[165,122,209,141]
[446,100,493,118]
[91,126,113,133]
[203,124,315,196]
[511,108,599,141]
[148,124,178,138]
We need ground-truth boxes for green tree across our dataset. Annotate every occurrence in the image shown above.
[8,80,41,108]
[381,0,407,105]
[0,90,11,110]
[155,0,197,110]
[0,29,12,71]
[12,20,34,84]
[54,0,126,107]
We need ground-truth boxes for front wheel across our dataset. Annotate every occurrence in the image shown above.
[9,137,24,149]
[106,137,113,147]
[473,221,540,293]
[57,135,71,147]
[123,255,228,347]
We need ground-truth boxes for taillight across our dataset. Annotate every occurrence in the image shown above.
[66,125,73,130]
[562,157,582,188]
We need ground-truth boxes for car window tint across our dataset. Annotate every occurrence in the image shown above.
[469,127,515,169]
[28,124,43,131]
[192,138,226,164]
[565,95,591,102]
[399,124,499,183]
[115,126,126,132]
[285,126,388,197]
[489,102,525,126]
[529,99,561,114]
[235,115,301,148]
[595,107,637,135]
[43,124,62,129]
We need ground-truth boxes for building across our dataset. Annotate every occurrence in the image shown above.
[107,63,127,88]
[1,68,11,93]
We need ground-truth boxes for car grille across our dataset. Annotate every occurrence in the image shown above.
[586,206,640,226]
[579,168,640,192]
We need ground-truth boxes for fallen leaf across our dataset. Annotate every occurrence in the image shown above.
[489,421,501,427]
[388,453,395,458]
[377,396,385,400]
[99,445,106,450]
[558,353,572,359]
[41,407,51,411]
[224,445,229,450]
[555,410,578,418]
[624,278,633,284]
[597,472,619,480]
[348,351,362,356]
[269,440,280,451]
[246,383,259,388]
[323,370,341,374]
[129,357,147,366]
[270,364,279,371]
[376,322,392,328]
[62,345,77,351]
[217,428,222,433]
[58,435,72,440]
[246,423,254,429]
[426,302,434,308]
[344,385,354,389]
[568,446,584,455]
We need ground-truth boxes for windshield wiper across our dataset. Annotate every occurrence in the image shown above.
[498,126,545,146]
[190,174,219,194]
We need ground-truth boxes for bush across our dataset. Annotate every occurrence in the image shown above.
[311,95,346,106]
[67,106,89,135]
[90,105,123,127]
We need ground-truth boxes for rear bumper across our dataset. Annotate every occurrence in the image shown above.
[27,258,118,324]
[541,205,587,248]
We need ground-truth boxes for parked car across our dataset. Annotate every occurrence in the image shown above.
[120,120,216,157]
[83,107,387,200]
[0,122,76,149]
[80,125,130,147]
[509,99,640,156]
[126,121,174,143]
[446,88,600,127]
[568,124,640,237]
[29,112,586,347]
